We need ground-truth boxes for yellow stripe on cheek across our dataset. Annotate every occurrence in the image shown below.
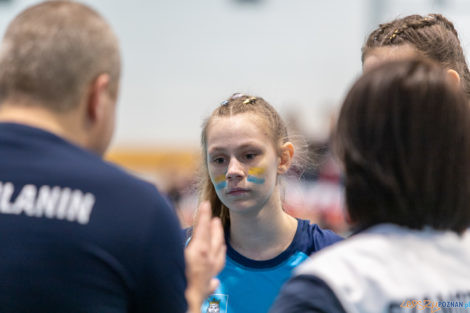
[214,174,226,184]
[248,167,265,176]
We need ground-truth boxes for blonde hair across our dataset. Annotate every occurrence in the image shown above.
[200,94,291,229]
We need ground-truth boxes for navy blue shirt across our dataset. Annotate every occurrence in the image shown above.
[269,274,347,313]
[200,220,343,313]
[0,123,186,313]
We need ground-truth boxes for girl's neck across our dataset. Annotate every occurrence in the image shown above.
[228,193,298,261]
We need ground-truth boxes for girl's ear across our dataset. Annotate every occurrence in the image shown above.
[447,69,461,87]
[278,142,294,174]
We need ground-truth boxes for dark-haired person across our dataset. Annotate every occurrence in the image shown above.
[269,59,470,313]
[362,13,470,99]
[0,1,224,313]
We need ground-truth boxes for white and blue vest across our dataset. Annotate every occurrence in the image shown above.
[296,224,470,313]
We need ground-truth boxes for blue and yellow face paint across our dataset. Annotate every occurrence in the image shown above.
[212,167,266,189]
[247,167,266,184]
[213,174,227,190]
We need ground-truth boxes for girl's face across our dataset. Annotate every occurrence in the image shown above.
[206,113,282,214]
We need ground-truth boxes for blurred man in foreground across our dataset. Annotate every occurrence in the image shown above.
[0,1,224,312]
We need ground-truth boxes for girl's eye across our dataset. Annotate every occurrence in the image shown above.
[212,157,225,164]
[245,153,257,160]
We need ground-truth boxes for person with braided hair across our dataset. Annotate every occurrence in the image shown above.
[362,13,470,99]
[268,14,470,313]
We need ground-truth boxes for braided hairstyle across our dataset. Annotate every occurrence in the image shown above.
[362,14,470,99]
[199,94,290,230]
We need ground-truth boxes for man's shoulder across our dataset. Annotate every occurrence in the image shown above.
[0,123,169,217]
[49,143,161,203]
[78,157,172,218]
[88,156,157,194]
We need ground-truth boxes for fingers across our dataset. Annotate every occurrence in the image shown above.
[192,201,211,244]
[210,217,226,273]
[184,201,226,308]
[209,278,220,294]
[193,202,225,275]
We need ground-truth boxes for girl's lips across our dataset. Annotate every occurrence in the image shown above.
[226,188,250,195]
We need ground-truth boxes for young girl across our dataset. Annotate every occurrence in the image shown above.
[361,13,470,98]
[196,93,342,313]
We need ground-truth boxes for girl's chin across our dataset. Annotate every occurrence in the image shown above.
[223,201,265,215]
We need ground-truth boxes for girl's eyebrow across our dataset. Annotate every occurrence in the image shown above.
[208,143,263,154]
[207,147,226,154]
[208,141,266,151]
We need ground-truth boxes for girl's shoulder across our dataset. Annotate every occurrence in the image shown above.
[295,219,343,255]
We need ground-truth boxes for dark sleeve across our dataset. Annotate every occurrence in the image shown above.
[133,191,187,313]
[311,225,343,253]
[269,274,347,313]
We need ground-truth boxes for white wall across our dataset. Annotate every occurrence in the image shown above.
[0,0,469,147]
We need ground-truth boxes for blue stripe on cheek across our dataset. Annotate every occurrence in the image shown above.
[214,181,227,190]
[247,176,265,184]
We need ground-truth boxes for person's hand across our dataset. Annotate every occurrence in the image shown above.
[185,201,226,313]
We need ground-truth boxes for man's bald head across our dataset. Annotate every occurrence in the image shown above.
[0,1,121,111]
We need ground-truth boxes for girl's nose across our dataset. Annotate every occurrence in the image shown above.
[226,158,244,180]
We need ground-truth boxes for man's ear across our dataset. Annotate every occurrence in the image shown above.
[278,142,294,174]
[86,73,111,122]
[447,69,461,87]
